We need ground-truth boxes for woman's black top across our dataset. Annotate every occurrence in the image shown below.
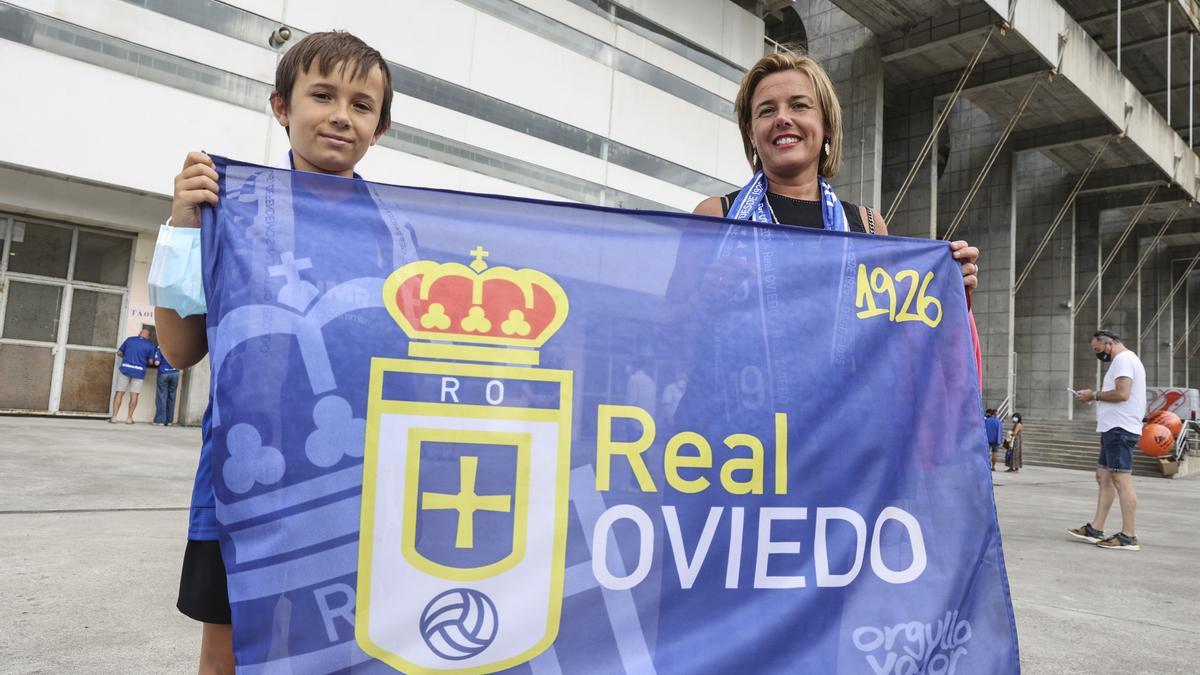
[720,190,870,234]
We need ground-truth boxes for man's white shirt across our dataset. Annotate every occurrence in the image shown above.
[1096,350,1146,434]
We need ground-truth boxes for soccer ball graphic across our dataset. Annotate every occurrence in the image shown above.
[419,588,499,660]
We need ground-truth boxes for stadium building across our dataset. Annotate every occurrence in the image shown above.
[0,0,1196,431]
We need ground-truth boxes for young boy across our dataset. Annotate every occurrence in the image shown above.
[154,31,394,674]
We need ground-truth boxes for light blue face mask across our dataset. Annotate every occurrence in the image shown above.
[147,223,207,317]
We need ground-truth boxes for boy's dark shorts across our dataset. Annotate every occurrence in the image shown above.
[177,539,231,624]
[1098,428,1137,473]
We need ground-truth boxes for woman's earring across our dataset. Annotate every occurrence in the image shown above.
[751,148,758,166]
[823,140,831,156]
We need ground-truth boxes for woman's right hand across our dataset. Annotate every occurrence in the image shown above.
[170,152,219,228]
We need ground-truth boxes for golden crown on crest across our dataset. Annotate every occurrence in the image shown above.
[382,246,569,364]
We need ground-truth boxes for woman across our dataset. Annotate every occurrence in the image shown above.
[694,51,979,291]
[1006,413,1024,472]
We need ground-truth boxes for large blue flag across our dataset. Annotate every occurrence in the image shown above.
[202,156,1018,674]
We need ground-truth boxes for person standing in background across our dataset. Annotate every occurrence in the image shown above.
[1005,413,1024,472]
[111,326,156,424]
[626,360,657,417]
[152,345,180,426]
[660,371,688,432]
[984,408,1004,471]
[1069,330,1147,551]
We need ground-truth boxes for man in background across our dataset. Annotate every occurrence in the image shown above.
[1070,330,1146,551]
[111,326,156,424]
[152,345,180,426]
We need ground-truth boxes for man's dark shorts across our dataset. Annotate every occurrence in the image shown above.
[177,540,231,624]
[1098,428,1138,473]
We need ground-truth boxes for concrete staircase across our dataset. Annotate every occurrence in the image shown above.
[1018,419,1165,477]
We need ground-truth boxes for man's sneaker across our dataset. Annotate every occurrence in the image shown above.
[1096,533,1140,551]
[1067,523,1104,543]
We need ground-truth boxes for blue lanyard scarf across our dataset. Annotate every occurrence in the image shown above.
[726,171,849,232]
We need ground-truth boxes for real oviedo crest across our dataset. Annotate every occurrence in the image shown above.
[357,246,573,674]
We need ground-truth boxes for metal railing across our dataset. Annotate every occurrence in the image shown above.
[995,396,1012,421]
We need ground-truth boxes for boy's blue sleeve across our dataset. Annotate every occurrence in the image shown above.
[148,224,207,317]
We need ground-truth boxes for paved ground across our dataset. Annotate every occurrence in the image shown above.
[1,416,1197,674]
[992,467,1200,674]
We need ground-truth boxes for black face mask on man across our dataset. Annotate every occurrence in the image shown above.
[1096,349,1112,363]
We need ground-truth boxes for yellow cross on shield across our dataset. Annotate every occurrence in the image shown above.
[357,357,572,674]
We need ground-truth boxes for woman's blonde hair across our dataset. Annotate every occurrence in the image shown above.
[734,51,843,177]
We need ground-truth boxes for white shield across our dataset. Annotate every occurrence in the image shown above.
[358,358,572,674]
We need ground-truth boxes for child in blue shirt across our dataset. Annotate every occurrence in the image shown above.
[154,31,395,674]
[984,408,1004,471]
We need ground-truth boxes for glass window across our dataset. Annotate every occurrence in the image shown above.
[74,232,132,286]
[7,221,72,278]
[68,289,123,347]
[2,281,63,342]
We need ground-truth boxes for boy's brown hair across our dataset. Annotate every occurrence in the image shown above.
[274,31,393,135]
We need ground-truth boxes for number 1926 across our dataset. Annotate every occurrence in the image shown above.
[854,264,942,328]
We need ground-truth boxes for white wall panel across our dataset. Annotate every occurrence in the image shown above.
[714,78,739,102]
[720,1,763,69]
[613,26,723,94]
[5,0,277,84]
[467,12,614,136]
[222,0,286,21]
[460,118,608,185]
[0,42,270,197]
[354,144,558,204]
[2,0,50,16]
[616,0,761,68]
[603,163,706,213]
[283,0,479,88]
[716,120,751,187]
[389,93,471,152]
[608,72,721,178]
[353,147,479,191]
[456,172,561,202]
[516,0,616,44]
[518,0,741,97]
[387,91,609,186]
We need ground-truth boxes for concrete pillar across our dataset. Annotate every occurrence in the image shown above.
[798,0,884,208]
[1012,150,1076,419]
[1188,275,1200,387]
[930,99,1014,409]
[1071,199,1102,419]
[1099,221,1148,351]
[881,88,936,238]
